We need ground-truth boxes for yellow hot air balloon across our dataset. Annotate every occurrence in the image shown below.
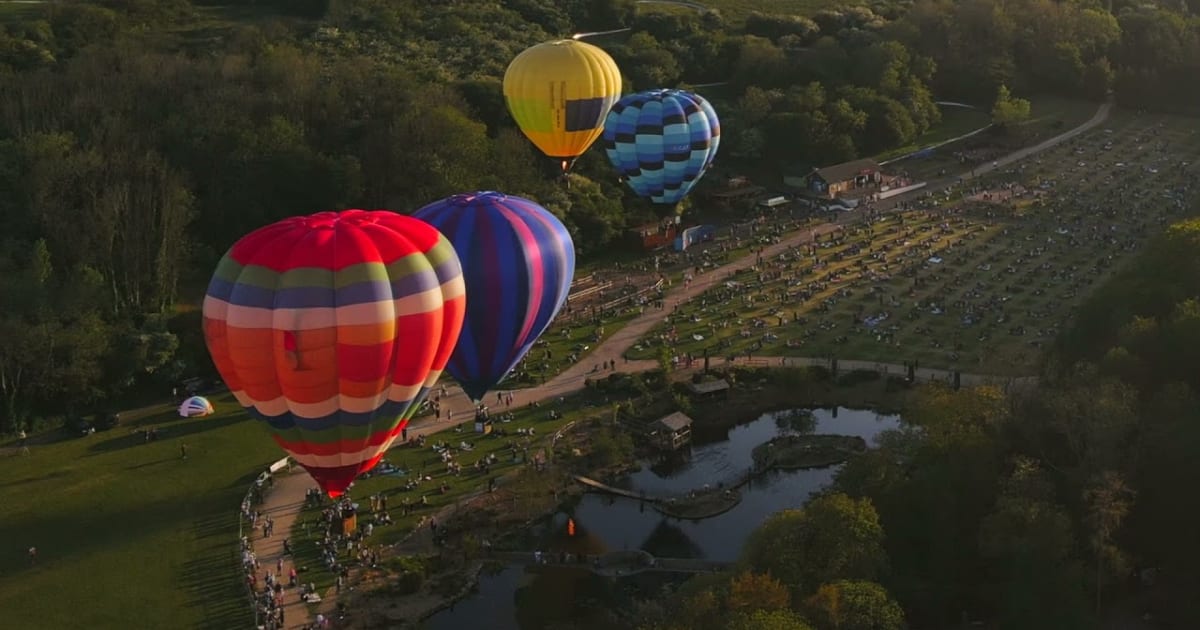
[503,39,622,173]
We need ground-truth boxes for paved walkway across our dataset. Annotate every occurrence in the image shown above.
[245,100,1109,628]
[965,102,1112,180]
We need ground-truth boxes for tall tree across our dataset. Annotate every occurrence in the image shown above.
[804,580,906,630]
[990,85,1031,129]
[725,609,814,630]
[1083,471,1135,615]
[727,571,792,613]
[742,493,887,593]
[978,457,1092,630]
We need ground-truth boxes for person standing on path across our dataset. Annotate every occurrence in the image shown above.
[179,443,188,460]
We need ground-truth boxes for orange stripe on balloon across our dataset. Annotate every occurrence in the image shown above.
[338,378,391,399]
[337,322,397,346]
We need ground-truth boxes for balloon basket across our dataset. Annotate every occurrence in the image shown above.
[341,513,357,536]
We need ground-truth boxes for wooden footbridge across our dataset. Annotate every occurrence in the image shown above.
[573,475,665,503]
[489,549,731,576]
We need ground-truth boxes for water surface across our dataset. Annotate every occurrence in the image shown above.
[423,407,901,629]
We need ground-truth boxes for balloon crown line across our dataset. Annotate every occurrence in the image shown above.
[448,191,509,205]
[289,209,390,228]
[641,88,694,97]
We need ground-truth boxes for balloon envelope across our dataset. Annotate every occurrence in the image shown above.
[178,396,214,418]
[202,210,466,497]
[413,192,575,401]
[602,89,721,205]
[503,39,622,166]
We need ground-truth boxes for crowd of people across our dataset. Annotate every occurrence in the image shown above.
[634,117,1199,373]
[230,113,1199,629]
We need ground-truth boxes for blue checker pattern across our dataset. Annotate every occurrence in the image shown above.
[601,89,721,206]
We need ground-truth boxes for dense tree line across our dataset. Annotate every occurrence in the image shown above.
[0,0,1194,431]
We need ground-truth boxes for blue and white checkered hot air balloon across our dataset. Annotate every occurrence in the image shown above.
[601,89,720,207]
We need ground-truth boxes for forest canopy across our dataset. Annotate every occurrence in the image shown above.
[0,0,1195,431]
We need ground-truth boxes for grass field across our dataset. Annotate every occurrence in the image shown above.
[503,215,826,388]
[888,96,1101,181]
[287,389,612,593]
[626,110,1200,374]
[504,308,643,388]
[0,395,280,629]
[876,105,993,162]
[1024,95,1101,133]
[0,384,612,628]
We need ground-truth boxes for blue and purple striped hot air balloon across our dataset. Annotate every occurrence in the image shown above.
[413,192,575,401]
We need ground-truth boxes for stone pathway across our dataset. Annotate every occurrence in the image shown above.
[246,100,1108,628]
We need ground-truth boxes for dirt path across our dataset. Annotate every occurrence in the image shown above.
[249,100,1107,628]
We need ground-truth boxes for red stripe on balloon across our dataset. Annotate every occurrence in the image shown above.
[306,453,386,498]
[495,203,544,353]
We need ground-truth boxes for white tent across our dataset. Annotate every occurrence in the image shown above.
[178,396,215,418]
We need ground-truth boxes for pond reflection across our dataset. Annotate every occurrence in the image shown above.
[423,407,901,629]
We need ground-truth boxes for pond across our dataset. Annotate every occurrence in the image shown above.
[422,407,901,630]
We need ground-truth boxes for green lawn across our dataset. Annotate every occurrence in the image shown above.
[876,105,993,162]
[1022,94,1102,136]
[505,307,644,388]
[503,216,824,387]
[0,373,615,629]
[0,394,281,629]
[887,96,1102,181]
[288,390,612,592]
[626,112,1200,375]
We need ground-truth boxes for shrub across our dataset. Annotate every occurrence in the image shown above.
[884,375,911,393]
[807,365,833,382]
[836,369,881,387]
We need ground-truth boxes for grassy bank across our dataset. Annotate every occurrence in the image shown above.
[0,395,279,629]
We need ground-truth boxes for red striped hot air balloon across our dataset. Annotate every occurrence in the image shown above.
[202,210,466,497]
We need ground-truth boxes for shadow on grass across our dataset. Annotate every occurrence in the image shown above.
[85,414,249,455]
[125,458,180,471]
[193,511,240,541]
[0,494,224,575]
[180,545,254,630]
[0,469,70,490]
